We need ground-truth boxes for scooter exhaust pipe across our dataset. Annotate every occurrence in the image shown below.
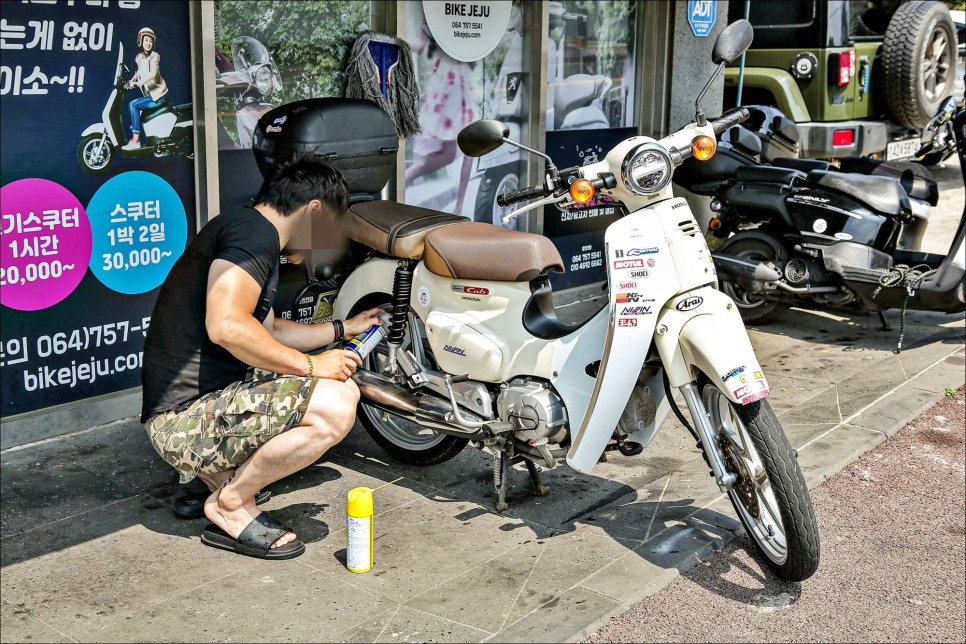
[352,369,482,433]
[712,253,782,282]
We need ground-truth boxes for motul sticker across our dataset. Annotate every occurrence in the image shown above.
[733,379,767,399]
[614,259,645,270]
[617,317,637,327]
[451,284,490,296]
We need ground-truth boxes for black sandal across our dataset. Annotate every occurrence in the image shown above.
[200,512,304,560]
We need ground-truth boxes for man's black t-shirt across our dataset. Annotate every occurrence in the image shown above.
[140,206,280,422]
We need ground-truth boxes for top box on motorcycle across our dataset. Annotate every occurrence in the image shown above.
[252,98,398,198]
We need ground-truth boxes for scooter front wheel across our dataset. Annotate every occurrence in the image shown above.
[700,377,820,581]
[78,133,113,175]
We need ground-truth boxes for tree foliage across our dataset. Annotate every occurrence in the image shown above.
[215,0,369,103]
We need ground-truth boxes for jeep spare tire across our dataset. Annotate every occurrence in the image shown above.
[881,0,957,129]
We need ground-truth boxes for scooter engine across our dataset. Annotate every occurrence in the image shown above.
[497,378,568,444]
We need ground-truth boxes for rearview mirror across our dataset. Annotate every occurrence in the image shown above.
[712,19,754,65]
[457,120,509,157]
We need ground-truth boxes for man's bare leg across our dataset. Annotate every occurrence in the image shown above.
[204,378,359,548]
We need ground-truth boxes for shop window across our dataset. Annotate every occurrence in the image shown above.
[212,0,369,214]
[404,0,527,227]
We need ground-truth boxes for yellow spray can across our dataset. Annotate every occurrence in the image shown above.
[346,486,374,573]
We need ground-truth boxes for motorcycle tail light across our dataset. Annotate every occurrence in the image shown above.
[692,135,716,161]
[570,178,595,204]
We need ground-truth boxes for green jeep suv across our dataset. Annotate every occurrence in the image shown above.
[724,0,963,162]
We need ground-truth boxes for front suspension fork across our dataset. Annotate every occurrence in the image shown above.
[680,382,738,492]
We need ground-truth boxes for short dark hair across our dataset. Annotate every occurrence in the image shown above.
[254,153,349,216]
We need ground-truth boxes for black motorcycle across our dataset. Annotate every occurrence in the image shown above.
[674,102,965,337]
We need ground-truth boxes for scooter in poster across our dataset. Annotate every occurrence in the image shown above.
[330,20,820,581]
[215,36,283,149]
[77,43,193,175]
[465,2,612,227]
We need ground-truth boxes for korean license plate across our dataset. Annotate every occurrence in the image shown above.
[886,137,921,161]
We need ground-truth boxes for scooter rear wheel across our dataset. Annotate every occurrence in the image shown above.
[351,298,468,466]
[718,235,783,324]
[78,134,113,175]
[700,376,820,581]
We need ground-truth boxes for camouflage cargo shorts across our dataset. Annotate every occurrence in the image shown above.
[144,370,317,484]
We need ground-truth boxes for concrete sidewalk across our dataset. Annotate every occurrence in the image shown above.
[2,303,963,643]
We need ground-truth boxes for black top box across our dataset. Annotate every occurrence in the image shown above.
[253,98,398,197]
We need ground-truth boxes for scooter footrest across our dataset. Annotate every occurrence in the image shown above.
[483,422,516,435]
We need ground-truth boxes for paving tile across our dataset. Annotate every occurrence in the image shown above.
[905,353,966,395]
[850,387,942,436]
[834,355,910,419]
[0,447,142,539]
[299,494,537,605]
[796,423,887,488]
[339,605,491,644]
[502,531,638,625]
[898,330,966,376]
[777,385,842,425]
[0,497,261,638]
[0,597,73,643]
[83,560,392,643]
[780,423,840,449]
[493,587,619,643]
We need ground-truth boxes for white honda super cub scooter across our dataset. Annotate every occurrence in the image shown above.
[332,20,819,581]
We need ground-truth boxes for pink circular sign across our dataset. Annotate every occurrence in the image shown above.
[0,179,92,311]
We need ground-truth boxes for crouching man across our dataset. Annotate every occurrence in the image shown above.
[140,154,383,560]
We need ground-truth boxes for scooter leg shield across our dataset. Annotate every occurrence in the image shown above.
[332,258,398,320]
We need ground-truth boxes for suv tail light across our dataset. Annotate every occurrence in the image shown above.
[830,50,856,86]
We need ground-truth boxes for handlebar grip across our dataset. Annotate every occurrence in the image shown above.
[497,185,548,208]
[712,107,750,135]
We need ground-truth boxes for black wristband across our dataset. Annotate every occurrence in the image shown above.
[332,319,344,342]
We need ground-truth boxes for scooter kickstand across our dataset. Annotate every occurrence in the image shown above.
[524,459,550,496]
[493,450,510,512]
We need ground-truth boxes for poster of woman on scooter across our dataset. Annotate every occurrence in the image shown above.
[1,1,196,419]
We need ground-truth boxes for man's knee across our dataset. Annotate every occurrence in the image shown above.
[304,380,359,441]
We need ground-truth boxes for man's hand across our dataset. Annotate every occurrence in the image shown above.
[310,349,363,381]
[344,307,386,338]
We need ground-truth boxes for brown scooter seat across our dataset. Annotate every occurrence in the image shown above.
[342,201,468,259]
[424,222,565,282]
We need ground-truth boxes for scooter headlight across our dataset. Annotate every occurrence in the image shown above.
[254,65,273,96]
[621,142,673,195]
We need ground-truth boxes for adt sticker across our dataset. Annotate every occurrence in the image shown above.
[87,172,188,294]
[688,0,717,37]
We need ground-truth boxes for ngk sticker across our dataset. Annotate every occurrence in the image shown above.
[614,259,645,270]
[617,317,637,327]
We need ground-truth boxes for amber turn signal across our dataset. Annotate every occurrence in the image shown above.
[692,135,716,161]
[569,178,596,204]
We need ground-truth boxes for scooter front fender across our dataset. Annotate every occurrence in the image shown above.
[81,123,106,138]
[656,288,769,405]
[332,258,398,319]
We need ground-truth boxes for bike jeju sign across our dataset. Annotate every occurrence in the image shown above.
[0,0,194,418]
[688,0,717,37]
[422,0,512,62]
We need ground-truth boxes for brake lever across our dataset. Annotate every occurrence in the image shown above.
[500,192,568,226]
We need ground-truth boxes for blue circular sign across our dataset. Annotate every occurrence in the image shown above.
[86,171,187,294]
